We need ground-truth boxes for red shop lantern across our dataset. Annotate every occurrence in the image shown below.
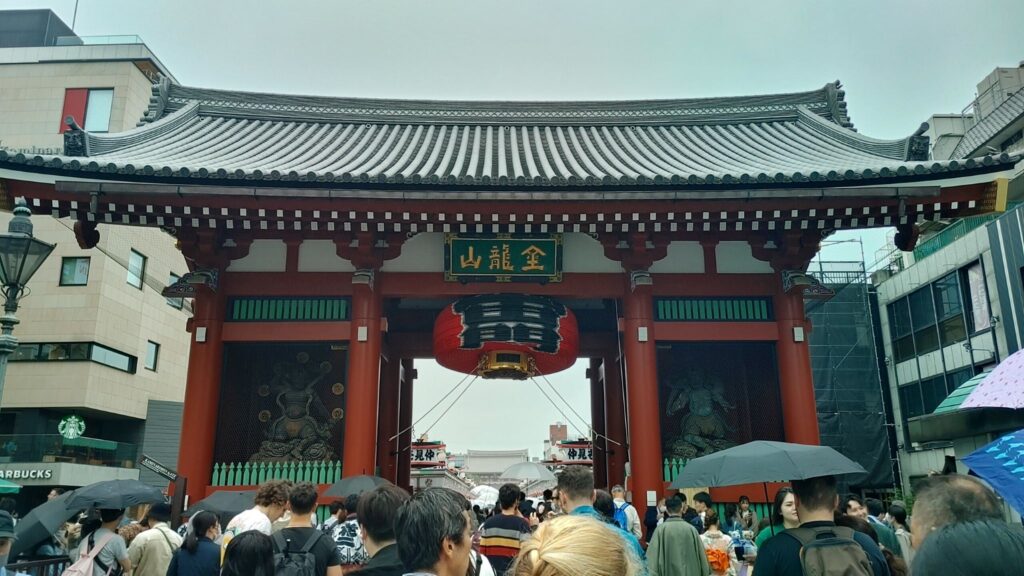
[433,294,579,380]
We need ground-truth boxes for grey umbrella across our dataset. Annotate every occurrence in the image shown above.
[499,462,557,483]
[183,490,257,519]
[669,441,866,489]
[64,479,166,511]
[323,475,391,498]
[10,491,77,560]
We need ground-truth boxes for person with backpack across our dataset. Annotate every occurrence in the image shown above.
[610,485,642,540]
[272,482,342,576]
[753,475,889,576]
[167,510,221,576]
[68,509,131,576]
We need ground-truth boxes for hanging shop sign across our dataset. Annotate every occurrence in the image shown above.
[434,294,578,379]
[411,442,447,468]
[445,234,562,283]
[558,441,594,463]
[58,415,86,440]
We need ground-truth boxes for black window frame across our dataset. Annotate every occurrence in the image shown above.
[127,250,147,290]
[58,257,91,286]
[10,341,137,374]
[888,298,916,363]
[166,273,184,309]
[932,272,968,346]
[145,341,159,372]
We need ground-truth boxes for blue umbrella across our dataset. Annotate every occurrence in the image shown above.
[963,428,1024,516]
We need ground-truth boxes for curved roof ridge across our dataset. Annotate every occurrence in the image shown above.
[158,82,847,127]
[84,102,200,156]
[795,107,929,161]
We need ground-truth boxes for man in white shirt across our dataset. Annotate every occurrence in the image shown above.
[224,479,290,538]
[611,485,643,540]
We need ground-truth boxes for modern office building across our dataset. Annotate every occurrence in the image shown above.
[0,9,189,506]
[873,64,1024,491]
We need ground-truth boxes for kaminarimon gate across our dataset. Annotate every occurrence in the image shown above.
[0,80,1015,520]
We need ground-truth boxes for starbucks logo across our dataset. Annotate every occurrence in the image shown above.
[58,415,86,440]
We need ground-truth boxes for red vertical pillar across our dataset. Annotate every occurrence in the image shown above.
[622,281,662,524]
[396,358,415,491]
[774,289,821,444]
[342,282,383,477]
[604,352,627,489]
[376,357,401,482]
[589,358,608,489]
[177,288,226,502]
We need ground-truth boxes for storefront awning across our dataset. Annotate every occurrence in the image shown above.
[909,371,1024,444]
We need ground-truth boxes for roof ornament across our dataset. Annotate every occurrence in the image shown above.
[63,116,89,157]
[906,122,930,161]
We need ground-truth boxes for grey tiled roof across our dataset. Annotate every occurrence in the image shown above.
[951,88,1024,159]
[2,81,1018,188]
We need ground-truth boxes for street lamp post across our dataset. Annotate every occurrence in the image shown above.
[0,198,56,413]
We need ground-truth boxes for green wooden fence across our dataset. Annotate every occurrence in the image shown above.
[211,461,343,487]
[663,458,689,484]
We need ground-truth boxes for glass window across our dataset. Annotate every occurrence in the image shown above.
[921,376,948,414]
[938,315,968,346]
[899,384,924,419]
[127,250,146,289]
[145,341,159,371]
[961,262,991,332]
[914,325,941,355]
[60,257,90,286]
[889,299,912,337]
[945,368,975,395]
[83,89,113,133]
[90,343,136,373]
[932,274,963,319]
[166,273,183,309]
[908,288,936,330]
[894,336,916,363]
[10,344,40,361]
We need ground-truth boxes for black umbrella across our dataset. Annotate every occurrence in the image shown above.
[323,475,391,498]
[669,441,867,537]
[669,441,866,489]
[183,490,256,519]
[10,491,77,560]
[64,479,166,511]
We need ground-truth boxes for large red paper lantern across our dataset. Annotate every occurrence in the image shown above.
[433,294,579,380]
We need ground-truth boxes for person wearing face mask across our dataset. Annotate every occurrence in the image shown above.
[167,510,221,576]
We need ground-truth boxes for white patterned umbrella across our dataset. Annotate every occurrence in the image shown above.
[500,462,556,482]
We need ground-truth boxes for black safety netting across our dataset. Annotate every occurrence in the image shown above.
[805,263,896,491]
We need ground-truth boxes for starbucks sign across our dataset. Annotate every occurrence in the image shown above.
[58,415,86,440]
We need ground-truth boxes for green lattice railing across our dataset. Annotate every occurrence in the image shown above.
[655,298,773,322]
[211,461,343,487]
[228,297,350,322]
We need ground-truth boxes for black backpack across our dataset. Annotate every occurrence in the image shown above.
[272,532,322,576]
[786,525,873,576]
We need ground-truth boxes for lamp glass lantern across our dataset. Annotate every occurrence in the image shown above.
[0,199,55,302]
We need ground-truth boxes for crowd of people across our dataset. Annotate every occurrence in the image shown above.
[2,467,1023,576]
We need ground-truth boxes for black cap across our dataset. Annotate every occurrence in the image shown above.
[0,511,16,539]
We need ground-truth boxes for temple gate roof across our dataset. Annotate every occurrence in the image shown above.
[1,80,1017,191]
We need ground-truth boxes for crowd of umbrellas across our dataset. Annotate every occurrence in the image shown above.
[11,479,166,558]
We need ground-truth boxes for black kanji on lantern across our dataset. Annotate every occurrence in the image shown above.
[453,295,568,354]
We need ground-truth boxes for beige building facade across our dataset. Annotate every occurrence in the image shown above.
[0,10,189,503]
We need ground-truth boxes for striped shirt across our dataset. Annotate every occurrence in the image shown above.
[478,514,531,575]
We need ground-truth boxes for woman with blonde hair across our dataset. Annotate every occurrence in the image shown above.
[512,514,643,576]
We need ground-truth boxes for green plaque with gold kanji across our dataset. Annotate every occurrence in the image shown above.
[444,234,562,283]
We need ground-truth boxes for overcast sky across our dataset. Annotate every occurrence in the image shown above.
[9,0,1023,455]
